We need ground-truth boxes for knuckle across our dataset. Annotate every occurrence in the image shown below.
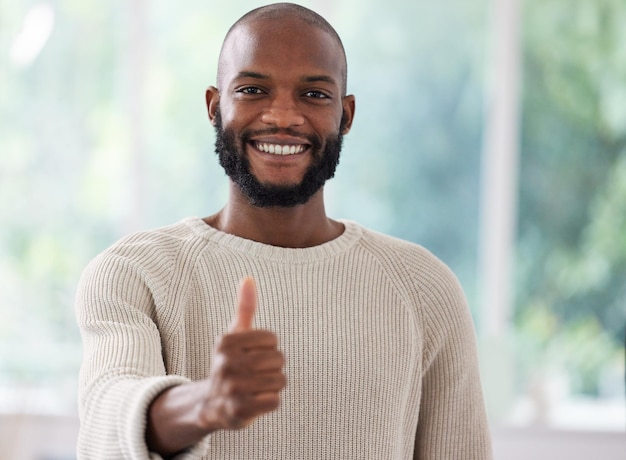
[269,373,287,390]
[223,410,245,429]
[220,359,241,376]
[212,352,246,376]
[255,329,278,344]
[265,395,280,411]
[221,379,239,397]
[224,399,250,426]
[265,332,279,347]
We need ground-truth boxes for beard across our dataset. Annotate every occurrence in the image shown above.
[214,108,345,208]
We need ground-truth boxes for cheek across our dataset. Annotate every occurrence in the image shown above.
[222,105,261,134]
[218,105,238,126]
[218,97,247,121]
[308,108,343,134]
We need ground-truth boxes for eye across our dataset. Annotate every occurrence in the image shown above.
[303,90,330,99]
[236,86,265,95]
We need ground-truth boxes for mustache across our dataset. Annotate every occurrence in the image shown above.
[240,127,322,150]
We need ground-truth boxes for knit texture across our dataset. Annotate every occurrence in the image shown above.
[76,217,492,459]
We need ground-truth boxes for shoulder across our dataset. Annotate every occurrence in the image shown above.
[103,217,209,260]
[351,223,468,317]
[358,225,432,259]
[354,225,477,355]
[356,225,459,289]
[105,217,206,258]
[80,217,210,288]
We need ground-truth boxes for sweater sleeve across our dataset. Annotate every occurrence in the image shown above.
[75,250,210,460]
[412,259,492,460]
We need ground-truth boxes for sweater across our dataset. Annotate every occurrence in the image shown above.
[75,217,492,459]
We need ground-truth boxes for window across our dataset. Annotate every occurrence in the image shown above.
[1,0,623,458]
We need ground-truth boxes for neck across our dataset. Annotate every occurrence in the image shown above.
[204,183,344,248]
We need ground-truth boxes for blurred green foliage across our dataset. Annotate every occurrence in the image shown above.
[516,0,626,397]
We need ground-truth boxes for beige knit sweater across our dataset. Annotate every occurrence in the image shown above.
[76,217,492,459]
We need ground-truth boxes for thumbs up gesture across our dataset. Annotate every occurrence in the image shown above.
[145,278,286,455]
[203,277,286,430]
[229,276,260,333]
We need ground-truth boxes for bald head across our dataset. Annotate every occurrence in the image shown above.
[217,3,348,95]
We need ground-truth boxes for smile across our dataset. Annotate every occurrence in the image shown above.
[253,141,307,155]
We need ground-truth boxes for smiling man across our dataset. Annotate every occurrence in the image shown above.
[210,13,351,211]
[76,3,492,459]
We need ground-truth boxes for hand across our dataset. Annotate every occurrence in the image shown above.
[146,277,286,456]
[201,277,286,431]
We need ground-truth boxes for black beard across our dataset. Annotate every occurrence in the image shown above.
[214,109,344,208]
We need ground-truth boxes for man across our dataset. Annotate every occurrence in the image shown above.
[76,3,492,459]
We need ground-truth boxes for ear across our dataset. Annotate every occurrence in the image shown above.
[205,86,220,126]
[340,95,356,134]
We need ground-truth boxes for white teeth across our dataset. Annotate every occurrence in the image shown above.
[255,142,305,155]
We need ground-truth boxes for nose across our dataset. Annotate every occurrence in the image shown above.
[260,93,305,128]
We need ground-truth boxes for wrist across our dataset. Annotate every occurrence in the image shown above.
[146,382,216,456]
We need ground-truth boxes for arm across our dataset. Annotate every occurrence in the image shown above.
[413,269,492,460]
[76,251,186,459]
[77,245,285,459]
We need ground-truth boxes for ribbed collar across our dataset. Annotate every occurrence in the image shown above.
[183,216,363,263]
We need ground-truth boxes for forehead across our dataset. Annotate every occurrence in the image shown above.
[219,17,344,87]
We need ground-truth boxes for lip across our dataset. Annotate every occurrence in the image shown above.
[248,134,312,157]
[250,134,311,146]
[250,142,309,157]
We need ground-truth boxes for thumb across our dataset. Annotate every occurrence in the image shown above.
[229,277,257,333]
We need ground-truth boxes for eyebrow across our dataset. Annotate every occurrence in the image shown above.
[302,75,338,86]
[234,71,269,80]
[233,71,338,87]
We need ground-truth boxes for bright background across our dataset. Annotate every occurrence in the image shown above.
[0,0,624,459]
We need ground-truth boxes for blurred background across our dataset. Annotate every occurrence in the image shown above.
[0,0,624,458]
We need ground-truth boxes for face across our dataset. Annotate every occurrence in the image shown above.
[206,17,355,207]
[214,107,347,207]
